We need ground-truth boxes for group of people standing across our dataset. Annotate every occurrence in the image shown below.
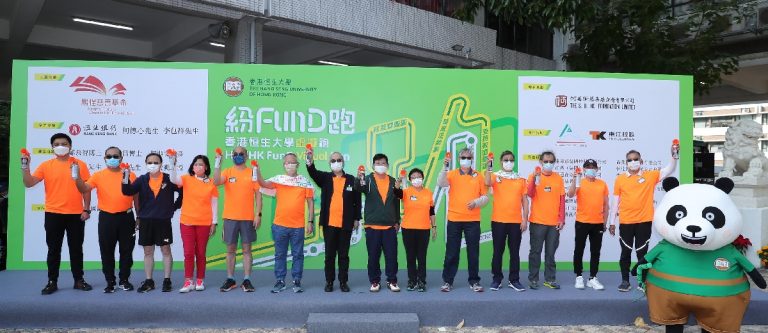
[20,132,678,295]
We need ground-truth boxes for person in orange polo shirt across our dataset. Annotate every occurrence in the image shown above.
[212,146,262,293]
[256,153,315,293]
[566,159,609,291]
[609,147,678,292]
[354,153,401,292]
[526,150,565,290]
[306,150,361,293]
[437,147,488,293]
[75,146,138,293]
[170,154,219,293]
[484,150,528,292]
[396,168,435,292]
[22,133,92,295]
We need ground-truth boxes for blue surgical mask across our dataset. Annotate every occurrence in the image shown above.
[105,158,120,168]
[233,155,246,165]
[584,169,597,178]
[542,162,554,171]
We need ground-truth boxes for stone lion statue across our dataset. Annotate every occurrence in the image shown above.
[719,119,768,184]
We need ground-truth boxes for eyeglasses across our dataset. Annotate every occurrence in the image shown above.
[104,155,120,159]
[627,158,640,162]
[330,159,343,163]
[460,156,472,160]
[146,161,161,165]
[233,152,245,157]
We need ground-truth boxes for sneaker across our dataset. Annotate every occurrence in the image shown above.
[370,282,381,292]
[118,280,134,291]
[416,281,426,292]
[292,280,303,293]
[137,279,155,293]
[470,282,484,292]
[195,279,205,291]
[179,279,194,293]
[575,276,585,290]
[161,278,172,292]
[388,282,401,292]
[104,282,116,293]
[440,282,452,292]
[406,281,416,291]
[618,280,631,292]
[220,278,237,292]
[543,281,561,289]
[241,279,255,292]
[529,280,539,290]
[340,282,350,292]
[41,281,58,295]
[587,277,605,291]
[324,281,334,292]
[74,279,93,291]
[271,280,287,293]
[508,281,526,292]
[490,281,502,291]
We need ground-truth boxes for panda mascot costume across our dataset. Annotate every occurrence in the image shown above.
[638,177,766,333]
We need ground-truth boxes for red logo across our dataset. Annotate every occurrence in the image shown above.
[69,124,81,136]
[223,77,243,97]
[70,76,127,96]
[555,95,568,107]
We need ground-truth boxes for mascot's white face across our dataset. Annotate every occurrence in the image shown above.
[653,178,742,251]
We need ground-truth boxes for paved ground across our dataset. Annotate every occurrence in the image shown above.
[2,326,768,333]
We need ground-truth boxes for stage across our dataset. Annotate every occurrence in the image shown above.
[1,270,767,328]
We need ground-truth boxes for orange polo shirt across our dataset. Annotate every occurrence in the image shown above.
[221,166,261,221]
[179,174,219,226]
[401,187,434,230]
[490,176,527,223]
[273,183,314,229]
[87,168,136,213]
[33,157,91,214]
[366,176,393,230]
[575,178,609,223]
[148,173,163,197]
[527,172,564,226]
[446,169,487,222]
[328,175,346,228]
[614,169,661,224]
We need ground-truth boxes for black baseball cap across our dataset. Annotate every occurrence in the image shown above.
[583,159,598,168]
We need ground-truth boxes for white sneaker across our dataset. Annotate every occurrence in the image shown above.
[587,277,605,290]
[575,276,585,289]
[388,282,401,292]
[195,279,205,291]
[370,282,380,292]
[179,279,194,293]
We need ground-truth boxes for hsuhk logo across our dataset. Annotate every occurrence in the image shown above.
[70,76,126,95]
[223,77,243,97]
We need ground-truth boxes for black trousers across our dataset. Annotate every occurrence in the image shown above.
[402,228,430,284]
[323,225,352,283]
[365,227,398,283]
[573,221,604,278]
[442,221,481,284]
[619,221,652,281]
[98,211,136,283]
[491,222,522,283]
[44,213,85,282]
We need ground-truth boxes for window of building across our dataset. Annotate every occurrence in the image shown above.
[762,114,768,125]
[709,116,736,128]
[710,144,724,153]
[485,11,554,59]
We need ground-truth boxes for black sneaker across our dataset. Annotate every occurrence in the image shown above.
[118,280,134,291]
[324,281,334,292]
[74,279,93,291]
[417,281,426,292]
[340,282,350,292]
[241,279,255,292]
[292,280,304,293]
[41,281,58,295]
[220,278,237,292]
[271,280,287,293]
[104,281,116,293]
[406,281,416,291]
[618,280,631,292]
[490,281,502,291]
[137,279,155,293]
[161,278,172,292]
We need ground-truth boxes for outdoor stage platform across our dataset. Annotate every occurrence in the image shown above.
[1,269,767,328]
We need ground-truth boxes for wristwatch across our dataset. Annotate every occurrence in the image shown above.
[83,209,91,214]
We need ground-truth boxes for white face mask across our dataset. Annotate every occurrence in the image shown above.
[502,161,515,171]
[284,163,298,172]
[330,162,343,172]
[146,164,160,174]
[53,146,70,156]
[374,165,388,175]
[459,159,472,168]
[410,178,423,187]
[628,160,641,171]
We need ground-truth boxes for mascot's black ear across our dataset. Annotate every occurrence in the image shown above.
[662,177,679,192]
[714,177,735,194]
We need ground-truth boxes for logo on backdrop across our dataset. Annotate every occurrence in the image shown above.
[555,95,568,108]
[590,130,636,141]
[556,124,587,147]
[70,76,126,96]
[223,77,244,97]
[68,124,81,136]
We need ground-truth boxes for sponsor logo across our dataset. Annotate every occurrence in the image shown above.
[69,124,81,136]
[70,76,126,95]
[555,95,568,107]
[522,83,551,90]
[590,130,636,141]
[71,124,119,136]
[70,75,131,115]
[714,258,730,271]
[556,124,587,147]
[223,77,244,97]
[523,129,551,136]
